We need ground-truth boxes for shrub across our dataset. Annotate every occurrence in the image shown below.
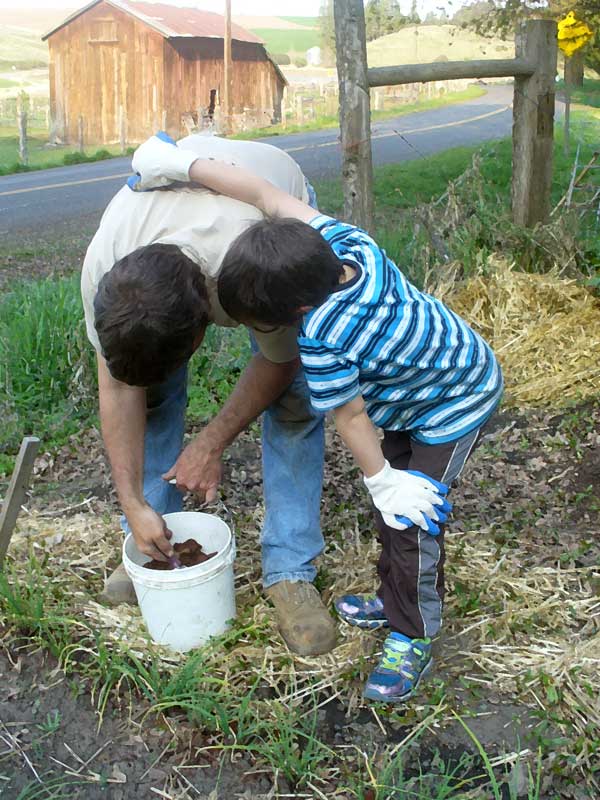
[271,52,291,65]
[293,57,307,68]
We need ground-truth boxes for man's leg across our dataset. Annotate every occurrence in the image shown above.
[250,336,335,654]
[101,365,188,604]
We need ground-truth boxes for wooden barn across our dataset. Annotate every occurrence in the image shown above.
[42,0,287,145]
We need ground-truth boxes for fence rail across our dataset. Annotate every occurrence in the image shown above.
[334,0,558,230]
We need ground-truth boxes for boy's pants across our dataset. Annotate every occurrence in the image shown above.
[375,427,483,640]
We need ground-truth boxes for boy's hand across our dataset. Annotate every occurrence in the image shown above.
[128,132,198,192]
[364,461,452,536]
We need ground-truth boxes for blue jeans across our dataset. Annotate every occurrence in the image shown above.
[122,348,326,588]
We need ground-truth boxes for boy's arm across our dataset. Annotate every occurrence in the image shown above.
[130,134,315,222]
[333,396,385,478]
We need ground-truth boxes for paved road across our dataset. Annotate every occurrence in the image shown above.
[0,85,513,234]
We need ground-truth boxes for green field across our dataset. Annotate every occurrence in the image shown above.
[559,77,600,108]
[0,26,48,70]
[251,27,320,56]
[367,24,513,67]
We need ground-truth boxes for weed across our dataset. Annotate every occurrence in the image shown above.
[36,710,61,735]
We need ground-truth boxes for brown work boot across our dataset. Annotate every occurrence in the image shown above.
[99,563,137,606]
[265,581,337,656]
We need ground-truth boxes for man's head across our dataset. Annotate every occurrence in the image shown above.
[94,243,210,386]
[217,218,344,327]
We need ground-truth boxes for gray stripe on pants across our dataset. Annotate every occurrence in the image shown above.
[417,533,442,638]
[417,427,481,637]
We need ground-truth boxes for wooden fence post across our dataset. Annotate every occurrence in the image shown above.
[333,0,374,230]
[296,95,304,125]
[16,93,28,166]
[17,110,28,166]
[511,19,558,227]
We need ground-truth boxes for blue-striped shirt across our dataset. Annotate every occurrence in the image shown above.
[299,216,503,445]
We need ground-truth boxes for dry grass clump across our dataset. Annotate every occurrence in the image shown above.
[434,257,600,407]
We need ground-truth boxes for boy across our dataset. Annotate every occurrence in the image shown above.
[131,135,503,703]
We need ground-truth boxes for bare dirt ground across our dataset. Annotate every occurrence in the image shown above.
[0,397,598,797]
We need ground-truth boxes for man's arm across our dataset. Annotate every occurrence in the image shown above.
[163,352,300,496]
[97,354,175,561]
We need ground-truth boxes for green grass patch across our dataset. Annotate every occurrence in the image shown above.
[558,77,600,108]
[251,27,319,55]
[0,77,21,88]
[0,275,97,465]
[0,125,133,174]
[234,85,486,141]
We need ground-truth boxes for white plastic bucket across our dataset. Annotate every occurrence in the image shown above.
[122,511,236,652]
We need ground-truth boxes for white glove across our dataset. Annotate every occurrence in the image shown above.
[364,461,451,535]
[130,133,198,191]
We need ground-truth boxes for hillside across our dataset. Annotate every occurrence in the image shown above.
[0,26,48,70]
[0,8,75,35]
[367,24,514,67]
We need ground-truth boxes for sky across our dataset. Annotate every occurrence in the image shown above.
[0,0,467,19]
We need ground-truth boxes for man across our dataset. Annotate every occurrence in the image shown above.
[81,134,336,656]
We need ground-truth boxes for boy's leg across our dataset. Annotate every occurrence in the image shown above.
[376,428,483,639]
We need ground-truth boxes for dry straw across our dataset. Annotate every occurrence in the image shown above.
[434,256,600,407]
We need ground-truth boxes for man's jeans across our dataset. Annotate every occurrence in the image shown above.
[123,357,326,587]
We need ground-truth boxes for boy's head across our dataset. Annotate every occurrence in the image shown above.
[217,218,344,327]
[94,243,209,386]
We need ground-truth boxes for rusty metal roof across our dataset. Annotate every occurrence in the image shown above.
[43,0,265,43]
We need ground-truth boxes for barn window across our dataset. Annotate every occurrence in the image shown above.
[89,20,118,43]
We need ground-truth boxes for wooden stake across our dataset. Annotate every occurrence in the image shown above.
[334,0,374,230]
[0,437,40,568]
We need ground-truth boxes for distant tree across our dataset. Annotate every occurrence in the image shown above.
[423,8,450,25]
[365,0,409,41]
[407,0,421,25]
[452,1,495,29]
[469,0,598,77]
[318,0,336,65]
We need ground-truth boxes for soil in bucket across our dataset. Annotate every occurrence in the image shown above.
[144,539,217,571]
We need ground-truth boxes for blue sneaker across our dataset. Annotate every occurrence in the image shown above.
[335,593,389,630]
[364,632,432,703]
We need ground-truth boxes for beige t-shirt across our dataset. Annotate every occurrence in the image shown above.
[81,134,310,363]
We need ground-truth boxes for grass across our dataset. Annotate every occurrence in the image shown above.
[0,27,48,69]
[250,27,320,56]
[0,554,547,798]
[558,77,600,108]
[277,16,318,27]
[0,125,131,174]
[234,84,486,140]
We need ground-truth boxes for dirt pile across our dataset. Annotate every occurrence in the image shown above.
[144,539,217,571]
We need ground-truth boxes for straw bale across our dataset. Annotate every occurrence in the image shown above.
[439,257,600,406]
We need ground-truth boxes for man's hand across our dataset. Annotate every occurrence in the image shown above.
[162,430,224,503]
[127,504,174,561]
[128,132,198,192]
